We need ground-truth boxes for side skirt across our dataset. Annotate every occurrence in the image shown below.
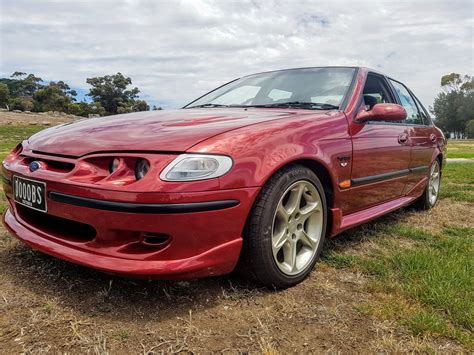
[330,196,416,236]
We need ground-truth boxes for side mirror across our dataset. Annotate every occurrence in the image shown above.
[356,103,407,122]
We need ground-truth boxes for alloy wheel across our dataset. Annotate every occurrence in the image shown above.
[271,180,323,276]
[428,160,440,206]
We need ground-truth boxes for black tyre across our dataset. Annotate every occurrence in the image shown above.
[243,164,327,288]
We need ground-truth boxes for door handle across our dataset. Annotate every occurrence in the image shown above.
[430,134,437,143]
[398,133,408,144]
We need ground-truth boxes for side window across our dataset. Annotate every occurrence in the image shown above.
[389,80,423,125]
[362,74,395,113]
[414,96,431,126]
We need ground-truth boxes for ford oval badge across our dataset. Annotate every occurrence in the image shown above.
[29,161,41,172]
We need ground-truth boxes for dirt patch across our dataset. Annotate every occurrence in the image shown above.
[0,111,81,126]
[0,202,469,353]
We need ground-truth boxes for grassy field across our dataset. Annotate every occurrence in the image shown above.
[322,161,474,349]
[447,139,474,159]
[0,124,473,352]
[1,125,49,213]
[0,124,48,161]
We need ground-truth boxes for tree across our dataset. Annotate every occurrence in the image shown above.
[86,73,148,115]
[133,100,150,112]
[466,120,474,139]
[3,72,43,97]
[33,81,77,112]
[432,73,474,138]
[68,101,106,117]
[9,97,35,111]
[0,71,150,116]
[0,72,43,111]
[0,83,9,108]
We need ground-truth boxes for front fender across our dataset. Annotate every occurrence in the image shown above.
[190,112,352,195]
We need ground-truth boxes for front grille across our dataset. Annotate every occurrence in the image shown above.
[16,204,96,242]
[22,156,75,173]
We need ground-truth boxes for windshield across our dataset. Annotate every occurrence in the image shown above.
[185,67,356,110]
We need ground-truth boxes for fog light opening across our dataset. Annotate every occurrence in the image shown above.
[140,232,170,246]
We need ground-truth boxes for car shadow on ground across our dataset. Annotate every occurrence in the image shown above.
[0,207,411,323]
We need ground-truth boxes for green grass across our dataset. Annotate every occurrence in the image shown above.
[392,226,473,330]
[0,124,47,161]
[439,162,474,202]
[447,140,474,159]
[0,193,7,214]
[1,124,48,212]
[323,224,474,348]
[321,162,474,348]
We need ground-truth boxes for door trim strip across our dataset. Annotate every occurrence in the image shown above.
[351,165,428,187]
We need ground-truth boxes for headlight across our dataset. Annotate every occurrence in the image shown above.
[160,154,233,181]
[135,159,150,180]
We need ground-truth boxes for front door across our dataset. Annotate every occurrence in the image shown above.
[347,73,411,213]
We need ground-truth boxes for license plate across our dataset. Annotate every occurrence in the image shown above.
[13,176,47,213]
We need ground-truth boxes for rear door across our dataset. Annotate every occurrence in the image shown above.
[388,79,437,193]
[347,73,411,212]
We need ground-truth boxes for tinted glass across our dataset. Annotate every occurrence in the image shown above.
[363,74,395,109]
[414,96,431,126]
[389,80,423,125]
[186,68,355,109]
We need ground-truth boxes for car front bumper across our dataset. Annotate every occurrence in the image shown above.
[2,175,259,279]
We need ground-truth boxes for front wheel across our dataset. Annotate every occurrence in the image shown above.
[244,165,327,288]
[414,159,441,210]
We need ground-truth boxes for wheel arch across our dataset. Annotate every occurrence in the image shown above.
[437,152,444,169]
[431,148,444,171]
[241,157,336,240]
[285,158,335,209]
[237,157,334,283]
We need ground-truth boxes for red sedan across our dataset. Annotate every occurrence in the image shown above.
[2,67,445,288]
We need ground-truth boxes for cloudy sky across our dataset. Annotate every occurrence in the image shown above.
[0,0,472,109]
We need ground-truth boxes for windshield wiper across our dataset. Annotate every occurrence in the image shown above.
[246,102,339,110]
[186,103,233,109]
[186,102,340,110]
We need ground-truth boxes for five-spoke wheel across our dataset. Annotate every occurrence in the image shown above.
[428,160,441,206]
[272,181,323,275]
[244,165,327,288]
[414,158,442,210]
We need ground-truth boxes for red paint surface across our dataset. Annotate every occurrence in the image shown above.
[2,67,446,279]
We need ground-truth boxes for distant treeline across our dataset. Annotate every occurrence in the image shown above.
[433,73,474,139]
[0,72,160,117]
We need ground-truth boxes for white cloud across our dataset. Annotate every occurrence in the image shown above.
[0,0,472,109]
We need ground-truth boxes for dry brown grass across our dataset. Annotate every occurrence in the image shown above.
[0,241,449,353]
[403,199,474,234]
[0,110,78,125]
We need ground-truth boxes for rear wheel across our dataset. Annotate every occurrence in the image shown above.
[414,159,441,210]
[244,165,327,288]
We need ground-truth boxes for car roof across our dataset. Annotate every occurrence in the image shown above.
[241,66,386,79]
